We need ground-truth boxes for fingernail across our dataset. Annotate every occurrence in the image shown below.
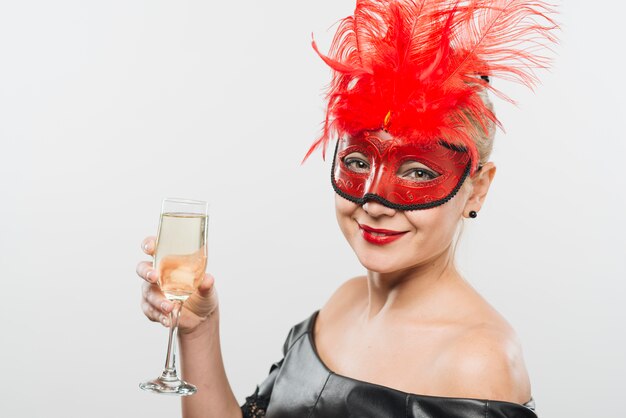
[160,316,169,327]
[143,241,153,252]
[146,270,154,281]
[161,301,171,312]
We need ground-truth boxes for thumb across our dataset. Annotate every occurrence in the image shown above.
[197,273,216,297]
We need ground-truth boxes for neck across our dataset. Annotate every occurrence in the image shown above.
[364,245,462,320]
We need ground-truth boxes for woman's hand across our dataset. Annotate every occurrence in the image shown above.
[136,236,219,335]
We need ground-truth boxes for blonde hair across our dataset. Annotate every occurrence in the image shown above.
[474,88,496,166]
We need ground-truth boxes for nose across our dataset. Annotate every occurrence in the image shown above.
[363,164,387,198]
[362,200,397,217]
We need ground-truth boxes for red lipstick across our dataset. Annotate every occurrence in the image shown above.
[358,223,407,245]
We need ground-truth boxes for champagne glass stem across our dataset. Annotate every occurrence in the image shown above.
[161,300,183,380]
[140,298,195,394]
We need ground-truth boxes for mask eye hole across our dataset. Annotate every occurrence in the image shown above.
[397,161,440,182]
[342,152,371,174]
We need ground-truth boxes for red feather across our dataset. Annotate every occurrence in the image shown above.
[305,0,558,170]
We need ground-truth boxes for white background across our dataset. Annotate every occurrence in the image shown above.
[1,1,624,417]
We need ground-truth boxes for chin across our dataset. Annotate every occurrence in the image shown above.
[354,247,410,274]
[351,235,450,275]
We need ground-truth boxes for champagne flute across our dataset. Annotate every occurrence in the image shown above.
[140,198,208,396]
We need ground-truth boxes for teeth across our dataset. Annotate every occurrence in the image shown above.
[370,232,387,236]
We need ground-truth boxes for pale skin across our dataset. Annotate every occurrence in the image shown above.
[136,132,530,417]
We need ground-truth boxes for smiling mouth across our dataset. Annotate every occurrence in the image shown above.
[357,223,408,245]
[359,223,405,235]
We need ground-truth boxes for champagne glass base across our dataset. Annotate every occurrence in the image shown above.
[140,373,197,396]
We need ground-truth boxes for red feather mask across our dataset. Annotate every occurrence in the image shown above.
[306,0,557,210]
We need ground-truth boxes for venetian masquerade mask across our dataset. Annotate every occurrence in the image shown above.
[332,132,472,210]
[303,0,558,210]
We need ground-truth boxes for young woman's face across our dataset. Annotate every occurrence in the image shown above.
[334,131,473,274]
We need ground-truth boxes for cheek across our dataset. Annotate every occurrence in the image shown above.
[405,199,464,247]
[335,195,359,233]
[412,180,471,230]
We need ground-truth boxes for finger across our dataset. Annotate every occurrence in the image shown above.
[141,236,156,256]
[141,300,159,322]
[136,261,157,283]
[142,282,173,314]
[141,300,171,327]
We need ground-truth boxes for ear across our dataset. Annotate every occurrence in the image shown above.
[463,162,496,218]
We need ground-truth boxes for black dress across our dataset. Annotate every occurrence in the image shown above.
[241,311,537,418]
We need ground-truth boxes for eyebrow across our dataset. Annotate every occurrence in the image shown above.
[438,140,468,153]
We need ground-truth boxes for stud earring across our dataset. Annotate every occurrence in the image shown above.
[469,210,478,218]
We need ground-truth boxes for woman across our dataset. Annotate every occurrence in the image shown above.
[137,1,557,416]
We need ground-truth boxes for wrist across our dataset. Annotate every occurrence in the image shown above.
[179,307,220,341]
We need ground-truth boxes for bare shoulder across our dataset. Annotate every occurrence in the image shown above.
[438,318,531,404]
[317,276,367,326]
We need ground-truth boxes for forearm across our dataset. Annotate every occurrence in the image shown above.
[179,309,242,418]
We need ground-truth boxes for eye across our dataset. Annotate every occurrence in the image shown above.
[342,152,370,174]
[405,169,437,181]
[398,161,439,182]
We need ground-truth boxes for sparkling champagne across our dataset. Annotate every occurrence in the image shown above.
[141,198,208,396]
[155,212,207,301]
